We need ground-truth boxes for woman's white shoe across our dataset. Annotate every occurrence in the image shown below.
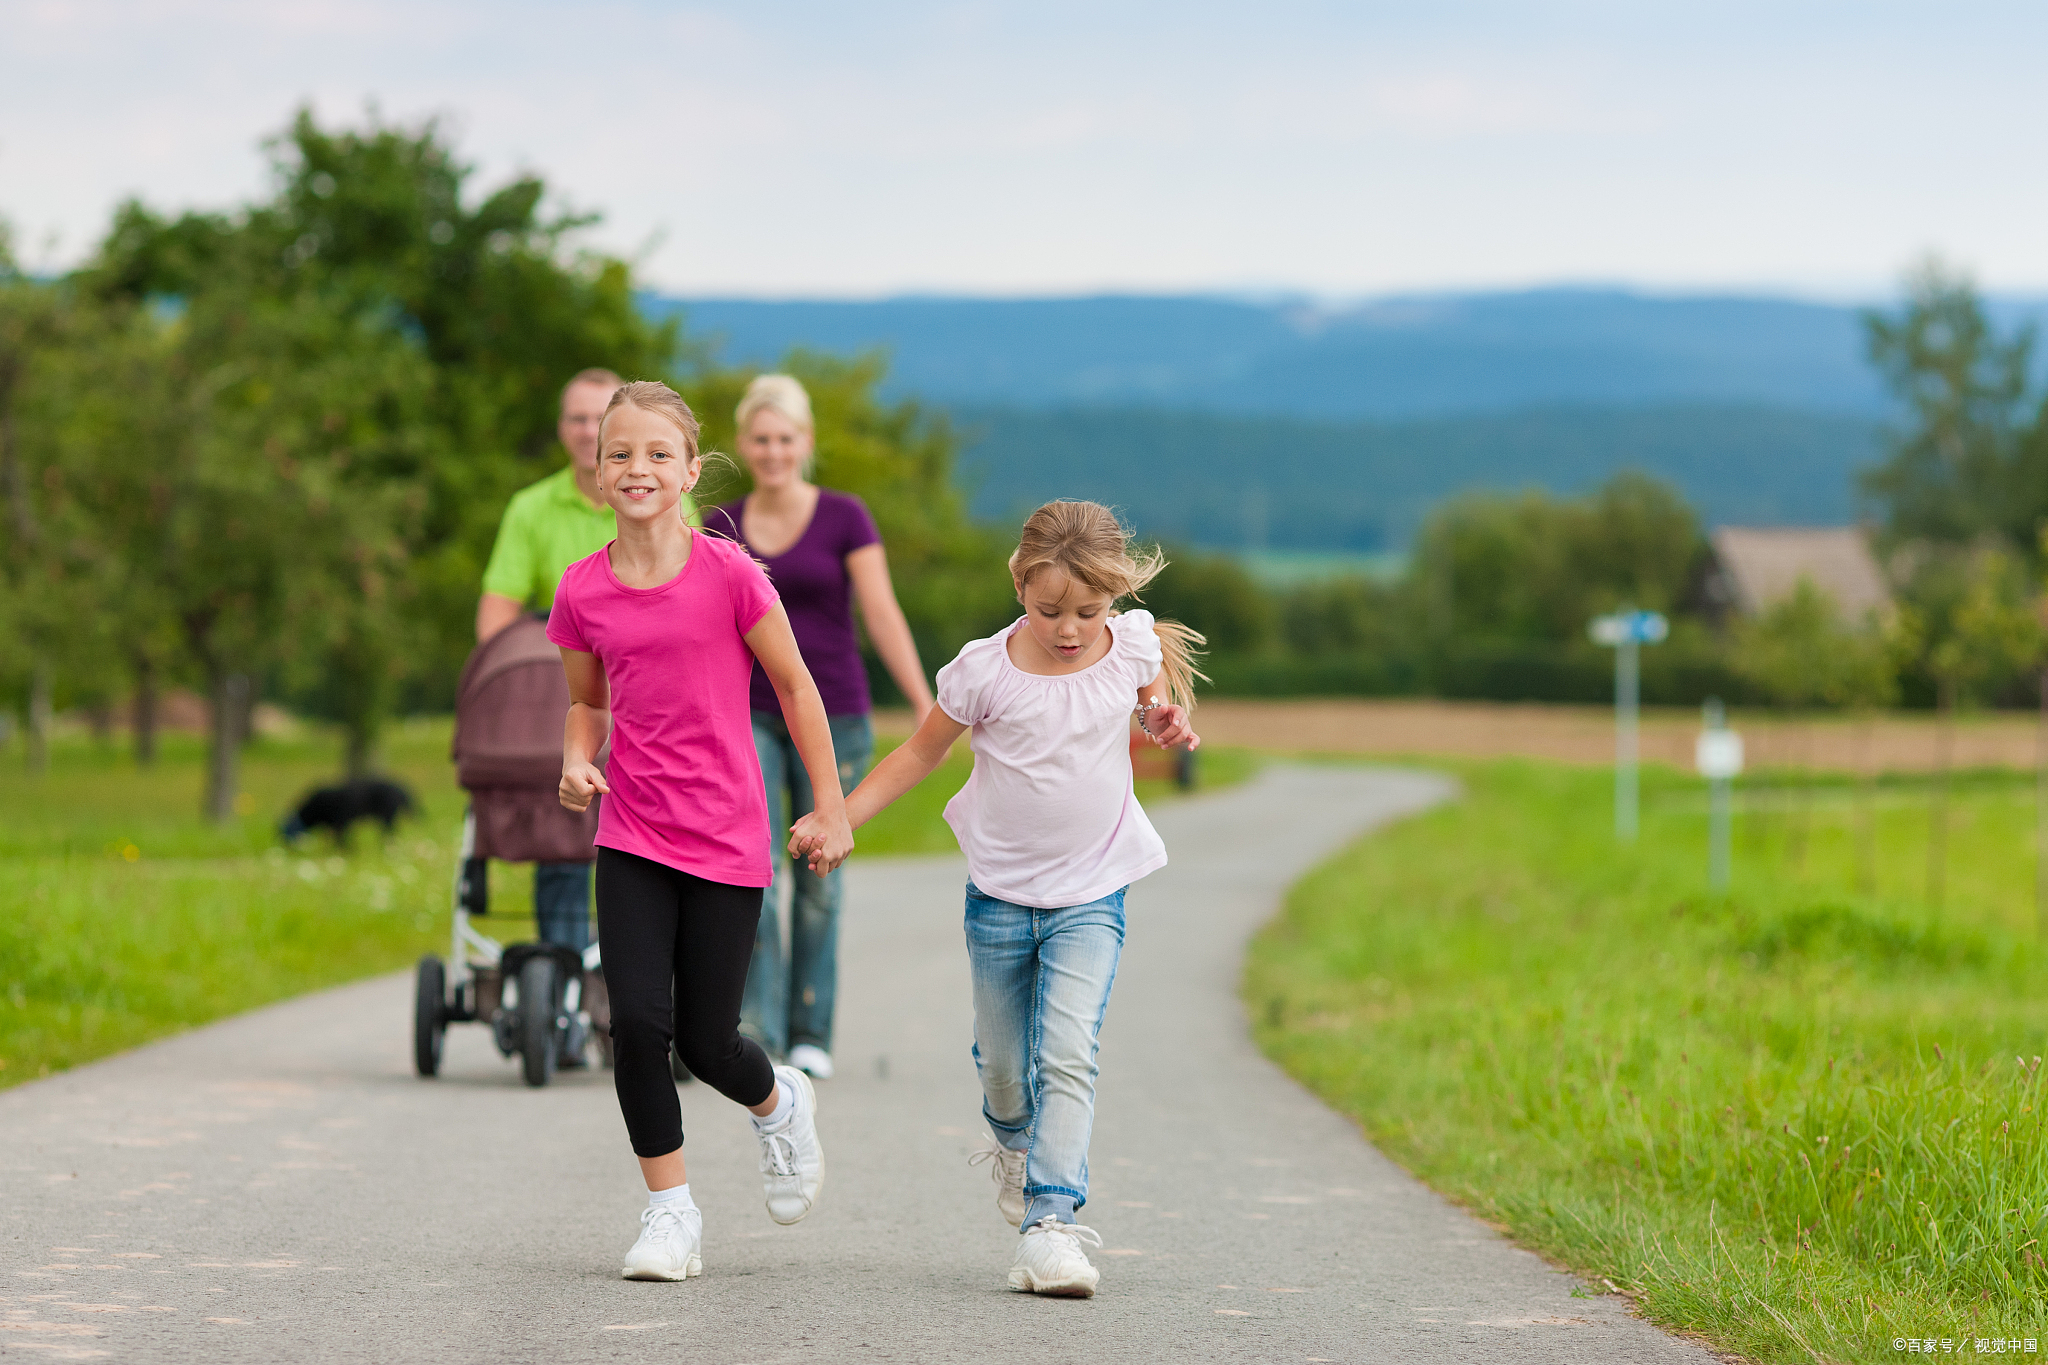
[1008,1216,1102,1297]
[786,1043,834,1079]
[620,1202,702,1281]
[757,1065,826,1225]
[968,1136,1027,1227]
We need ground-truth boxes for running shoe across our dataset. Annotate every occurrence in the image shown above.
[786,1043,835,1079]
[1008,1216,1102,1297]
[757,1065,825,1224]
[620,1202,702,1281]
[968,1135,1027,1227]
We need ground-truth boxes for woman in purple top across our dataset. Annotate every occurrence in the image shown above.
[706,375,934,1079]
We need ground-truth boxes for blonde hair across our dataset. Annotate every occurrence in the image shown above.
[735,374,816,479]
[599,380,702,461]
[1009,500,1208,712]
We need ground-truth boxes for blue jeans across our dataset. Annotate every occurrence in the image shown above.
[534,862,592,953]
[741,711,873,1057]
[965,880,1127,1228]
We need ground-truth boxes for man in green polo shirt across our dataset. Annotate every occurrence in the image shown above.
[476,367,697,956]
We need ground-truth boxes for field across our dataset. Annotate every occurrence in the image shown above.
[0,719,1252,1088]
[1193,697,2047,772]
[1247,758,2048,1364]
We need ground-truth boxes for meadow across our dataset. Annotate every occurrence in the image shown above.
[0,719,1251,1087]
[1247,758,2048,1364]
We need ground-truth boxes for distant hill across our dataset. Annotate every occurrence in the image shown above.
[643,287,2048,549]
[658,289,1901,419]
[952,404,1878,551]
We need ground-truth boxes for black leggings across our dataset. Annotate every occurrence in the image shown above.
[597,848,776,1158]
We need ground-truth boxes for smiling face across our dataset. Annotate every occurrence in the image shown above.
[598,401,702,526]
[739,408,814,491]
[1016,566,1116,670]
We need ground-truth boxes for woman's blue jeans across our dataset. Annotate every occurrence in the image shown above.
[740,711,873,1058]
[966,880,1127,1227]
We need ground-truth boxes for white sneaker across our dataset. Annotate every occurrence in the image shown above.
[620,1202,702,1281]
[1008,1216,1102,1297]
[968,1135,1027,1227]
[786,1043,835,1080]
[757,1065,825,1225]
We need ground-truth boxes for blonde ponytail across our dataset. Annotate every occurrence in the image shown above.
[1009,500,1209,712]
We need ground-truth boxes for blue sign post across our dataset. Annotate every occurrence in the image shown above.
[1589,608,1669,841]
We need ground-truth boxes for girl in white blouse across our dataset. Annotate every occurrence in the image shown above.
[792,500,1203,1298]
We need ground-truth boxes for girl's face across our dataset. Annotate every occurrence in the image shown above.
[598,403,702,526]
[1016,566,1115,668]
[740,408,814,492]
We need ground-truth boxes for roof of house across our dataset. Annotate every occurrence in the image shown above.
[1709,526,1890,620]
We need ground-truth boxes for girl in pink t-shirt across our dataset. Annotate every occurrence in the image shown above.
[549,381,852,1284]
[792,500,1204,1299]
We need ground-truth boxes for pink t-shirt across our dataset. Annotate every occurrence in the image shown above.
[935,609,1168,909]
[546,533,780,887]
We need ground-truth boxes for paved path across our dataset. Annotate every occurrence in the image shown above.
[2,766,1718,1364]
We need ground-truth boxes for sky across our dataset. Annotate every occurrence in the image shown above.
[6,1,2047,299]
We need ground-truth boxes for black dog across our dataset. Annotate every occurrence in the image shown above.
[280,779,418,844]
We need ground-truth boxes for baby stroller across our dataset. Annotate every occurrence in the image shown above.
[413,614,608,1087]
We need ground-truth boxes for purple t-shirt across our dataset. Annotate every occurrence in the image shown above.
[707,490,881,716]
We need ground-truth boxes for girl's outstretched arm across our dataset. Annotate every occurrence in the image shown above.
[558,648,613,811]
[792,704,966,857]
[745,603,855,875]
[1136,667,1200,750]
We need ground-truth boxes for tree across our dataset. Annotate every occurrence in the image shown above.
[1729,578,1900,875]
[1862,259,2036,550]
[1910,546,2044,908]
[80,108,680,777]
[1408,472,1705,647]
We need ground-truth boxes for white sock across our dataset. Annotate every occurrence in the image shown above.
[647,1183,693,1210]
[751,1079,795,1129]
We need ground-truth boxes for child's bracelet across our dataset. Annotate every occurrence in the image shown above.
[1133,696,1162,730]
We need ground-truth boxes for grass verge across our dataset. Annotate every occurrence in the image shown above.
[1,722,1254,1088]
[1247,758,2048,1365]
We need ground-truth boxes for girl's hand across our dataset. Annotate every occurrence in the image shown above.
[560,761,610,812]
[788,810,855,875]
[1143,704,1201,751]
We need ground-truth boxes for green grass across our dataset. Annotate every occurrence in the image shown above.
[1247,759,2048,1364]
[0,720,1255,1088]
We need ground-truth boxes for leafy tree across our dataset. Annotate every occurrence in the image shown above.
[76,109,680,780]
[1408,471,1706,645]
[1862,259,2036,550]
[1730,578,1899,713]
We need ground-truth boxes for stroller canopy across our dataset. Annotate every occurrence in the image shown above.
[453,615,574,791]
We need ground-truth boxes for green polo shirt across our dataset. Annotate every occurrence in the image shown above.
[481,465,698,611]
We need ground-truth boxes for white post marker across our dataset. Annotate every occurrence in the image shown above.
[1696,696,1744,891]
[1589,608,1669,841]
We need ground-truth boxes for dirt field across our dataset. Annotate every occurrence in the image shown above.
[880,699,2046,774]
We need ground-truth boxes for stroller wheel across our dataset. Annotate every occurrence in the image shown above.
[518,956,559,1088]
[413,956,447,1077]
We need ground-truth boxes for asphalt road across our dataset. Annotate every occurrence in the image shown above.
[1,765,1719,1364]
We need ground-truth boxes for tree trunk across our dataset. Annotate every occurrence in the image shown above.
[25,658,51,774]
[1786,718,1812,874]
[1854,710,1876,896]
[345,722,375,783]
[204,669,250,823]
[2037,668,2048,938]
[133,655,158,768]
[1928,678,1953,914]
